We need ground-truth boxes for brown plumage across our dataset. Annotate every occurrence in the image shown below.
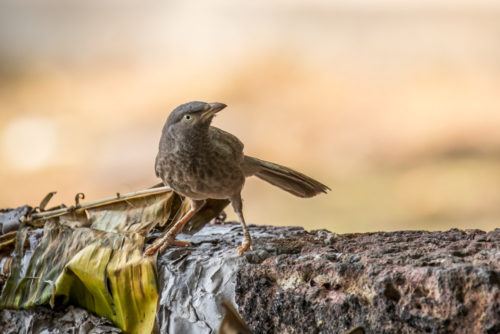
[144,101,329,256]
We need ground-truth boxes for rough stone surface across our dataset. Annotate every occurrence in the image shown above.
[236,227,500,334]
[1,221,499,334]
[0,305,121,334]
[153,224,273,333]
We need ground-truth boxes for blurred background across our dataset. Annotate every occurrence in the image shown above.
[1,0,499,233]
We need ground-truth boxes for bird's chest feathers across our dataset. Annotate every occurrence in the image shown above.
[158,127,244,198]
[163,132,214,179]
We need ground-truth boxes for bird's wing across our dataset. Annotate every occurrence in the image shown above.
[209,127,244,162]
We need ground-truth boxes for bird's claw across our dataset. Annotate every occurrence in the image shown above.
[237,240,253,256]
[144,236,190,256]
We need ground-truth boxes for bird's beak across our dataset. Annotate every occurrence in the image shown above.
[201,102,227,120]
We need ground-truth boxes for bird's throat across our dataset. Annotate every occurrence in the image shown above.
[167,127,210,154]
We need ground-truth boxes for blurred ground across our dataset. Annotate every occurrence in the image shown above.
[1,0,499,233]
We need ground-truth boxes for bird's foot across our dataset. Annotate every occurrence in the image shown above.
[237,237,253,255]
[144,235,191,256]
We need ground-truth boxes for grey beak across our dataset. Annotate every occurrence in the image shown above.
[207,102,227,113]
[201,102,227,120]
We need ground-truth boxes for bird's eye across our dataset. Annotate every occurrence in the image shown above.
[184,114,192,121]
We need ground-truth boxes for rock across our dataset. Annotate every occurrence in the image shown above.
[156,225,500,334]
[1,223,499,333]
[236,228,500,334]
[0,305,121,334]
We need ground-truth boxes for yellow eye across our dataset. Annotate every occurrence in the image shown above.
[184,114,192,121]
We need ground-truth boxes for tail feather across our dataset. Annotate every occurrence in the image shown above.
[243,156,330,198]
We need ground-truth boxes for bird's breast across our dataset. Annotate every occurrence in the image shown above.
[157,149,245,199]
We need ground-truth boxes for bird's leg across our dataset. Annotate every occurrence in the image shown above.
[231,195,253,255]
[144,198,205,255]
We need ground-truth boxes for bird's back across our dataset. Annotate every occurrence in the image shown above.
[208,126,245,163]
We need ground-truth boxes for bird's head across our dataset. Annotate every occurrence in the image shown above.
[165,101,227,132]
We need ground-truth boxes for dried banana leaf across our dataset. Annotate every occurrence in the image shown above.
[0,187,229,334]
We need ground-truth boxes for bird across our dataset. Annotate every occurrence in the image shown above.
[144,101,329,256]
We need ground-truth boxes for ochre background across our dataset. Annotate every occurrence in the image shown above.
[1,1,499,233]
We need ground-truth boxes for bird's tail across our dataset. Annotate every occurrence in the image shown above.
[242,156,330,198]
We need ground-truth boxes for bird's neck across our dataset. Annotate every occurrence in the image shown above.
[163,126,210,154]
